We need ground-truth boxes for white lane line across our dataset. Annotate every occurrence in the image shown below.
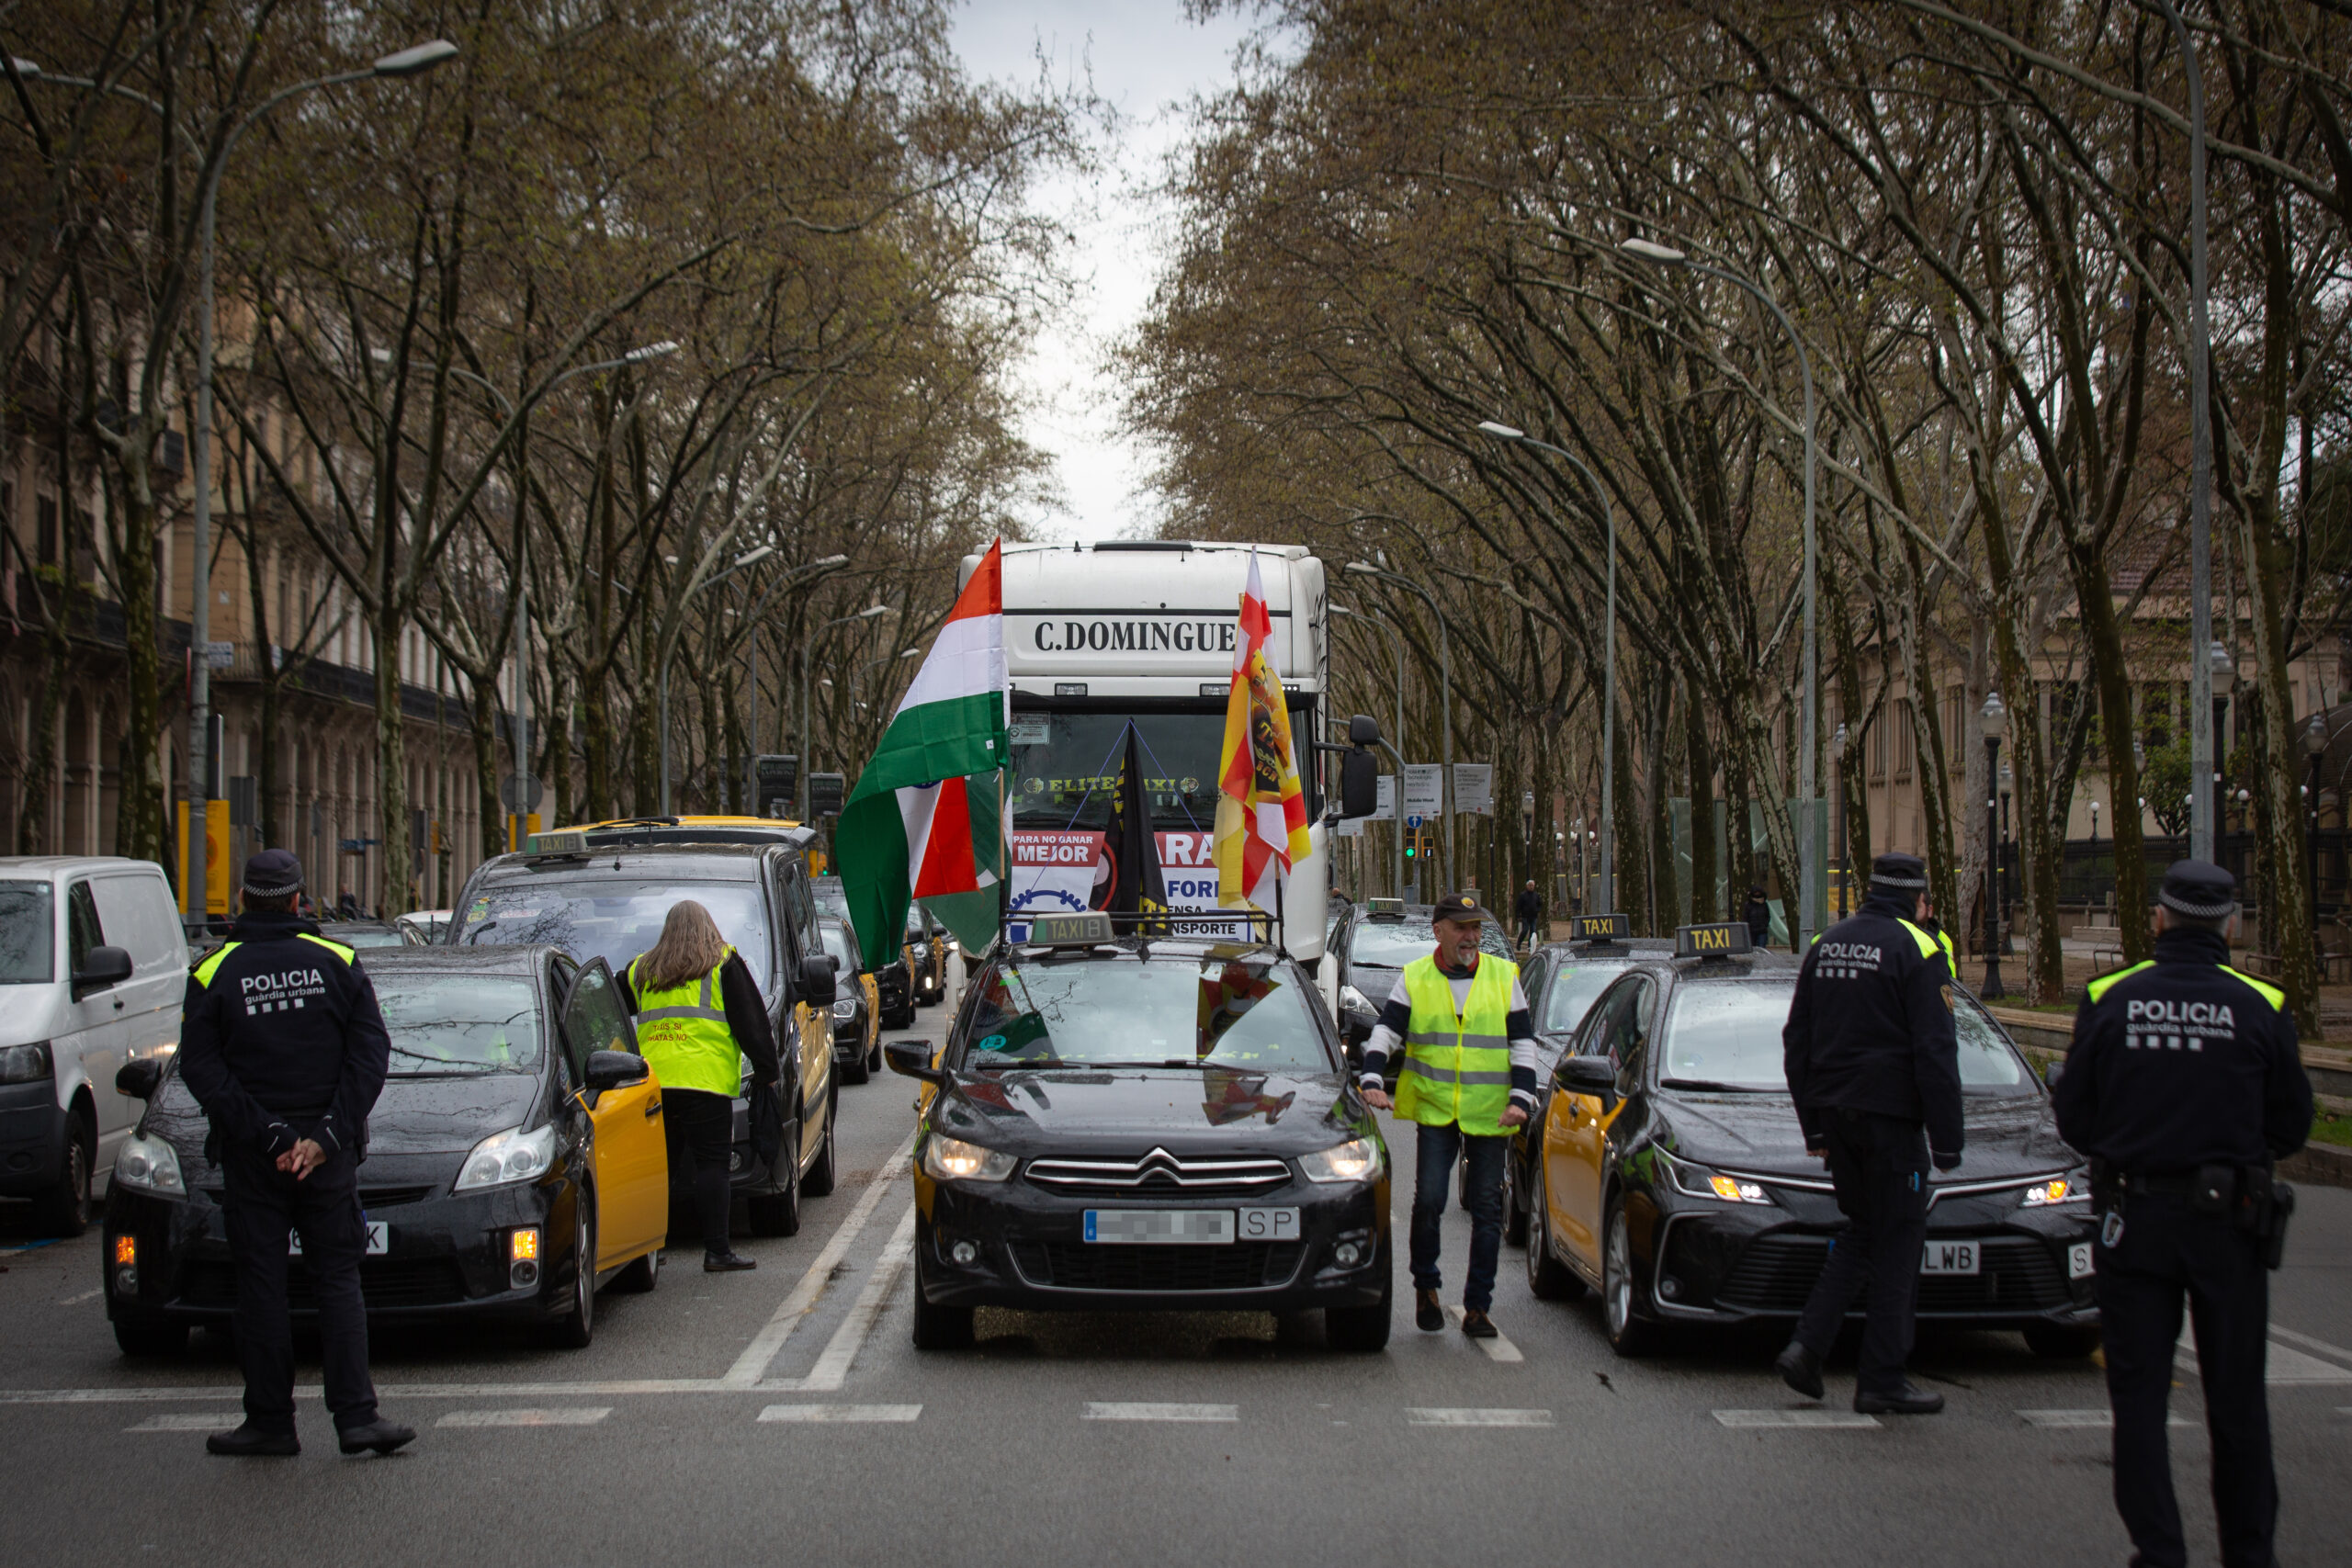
[2018,1409,2195,1429]
[758,1404,921,1423]
[2269,1325,2352,1367]
[436,1408,612,1427]
[2177,1334,2352,1386]
[1407,1407,1554,1427]
[1442,1304,1526,1363]
[721,1124,917,1389]
[797,1202,915,1393]
[1713,1409,1881,1428]
[56,1289,101,1306]
[125,1412,242,1432]
[1084,1403,1238,1423]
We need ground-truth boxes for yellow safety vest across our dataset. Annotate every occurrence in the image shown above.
[192,931,356,987]
[1393,953,1517,1136]
[628,946,741,1097]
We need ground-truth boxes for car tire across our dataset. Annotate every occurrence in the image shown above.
[614,1246,661,1293]
[803,1084,838,1198]
[31,1117,92,1238]
[867,1039,883,1075]
[842,1044,871,1086]
[1324,1249,1393,1352]
[113,1318,188,1358]
[911,1243,975,1350]
[1524,1162,1585,1302]
[747,1125,802,1236]
[547,1199,595,1349]
[1501,1146,1529,1247]
[1601,1196,1662,1358]
[885,1004,915,1030]
[2023,1323,2101,1359]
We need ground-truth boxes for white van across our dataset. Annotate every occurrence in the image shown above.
[0,858,188,1234]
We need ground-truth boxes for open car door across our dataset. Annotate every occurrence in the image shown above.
[562,958,667,1272]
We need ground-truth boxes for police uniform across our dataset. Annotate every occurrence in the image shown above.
[1777,852,1962,1414]
[175,851,410,1457]
[2053,861,2311,1568]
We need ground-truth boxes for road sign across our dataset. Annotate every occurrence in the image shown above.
[1400,763,1442,818]
[1452,763,1493,816]
[756,754,797,816]
[1406,813,1424,829]
[808,772,846,818]
[500,773,543,812]
[202,640,234,669]
[1371,775,1396,821]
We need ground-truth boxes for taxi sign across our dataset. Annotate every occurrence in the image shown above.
[1026,912,1115,947]
[1569,913,1629,942]
[525,829,589,858]
[1676,921,1753,959]
[1366,897,1405,919]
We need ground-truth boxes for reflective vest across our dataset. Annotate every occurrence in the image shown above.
[628,947,741,1097]
[1812,919,1949,971]
[1393,953,1516,1136]
[2085,958,2287,1013]
[191,931,356,987]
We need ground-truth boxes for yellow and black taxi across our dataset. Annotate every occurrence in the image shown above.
[104,946,665,1354]
[820,915,883,1083]
[447,833,842,1237]
[907,903,951,1008]
[1520,920,2099,1359]
[814,875,914,1027]
[887,911,1393,1351]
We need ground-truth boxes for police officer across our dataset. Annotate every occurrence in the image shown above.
[1358,893,1538,1339]
[175,851,413,1458]
[1776,852,1962,1414]
[2054,861,2310,1568]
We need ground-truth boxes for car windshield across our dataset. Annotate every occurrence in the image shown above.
[1543,962,1626,1033]
[336,927,408,949]
[821,923,857,970]
[375,974,542,1076]
[457,879,775,994]
[811,878,849,920]
[1351,919,1514,968]
[1657,979,2037,1093]
[0,882,54,984]
[961,952,1330,1071]
[905,908,929,942]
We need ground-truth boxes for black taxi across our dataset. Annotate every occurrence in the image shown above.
[887,911,1393,1351]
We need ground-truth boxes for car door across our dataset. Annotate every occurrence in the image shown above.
[562,957,666,1269]
[777,862,831,1142]
[1544,976,1654,1271]
[58,877,135,1170]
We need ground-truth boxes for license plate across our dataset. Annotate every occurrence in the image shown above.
[289,1222,389,1257]
[1238,1207,1301,1241]
[1085,1210,1232,1245]
[1920,1239,1979,1275]
[2068,1242,2095,1280]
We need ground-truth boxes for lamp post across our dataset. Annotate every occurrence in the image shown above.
[1476,423,1618,922]
[1345,561,1455,888]
[802,605,895,819]
[2000,762,2015,956]
[1980,692,2007,999]
[2308,712,2330,971]
[2210,641,2235,874]
[1619,237,1818,949]
[657,545,774,814]
[1332,603,1408,898]
[1830,722,1849,919]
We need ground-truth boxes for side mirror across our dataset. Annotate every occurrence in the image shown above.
[116,1058,163,1099]
[74,944,133,996]
[584,1050,649,1092]
[1340,748,1379,819]
[2041,1056,2063,1089]
[1348,713,1381,747]
[798,953,836,1000]
[1555,1055,1617,1098]
[885,1040,947,1084]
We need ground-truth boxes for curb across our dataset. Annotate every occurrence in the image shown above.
[2280,1143,2352,1190]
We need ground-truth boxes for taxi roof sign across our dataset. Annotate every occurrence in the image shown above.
[1675,921,1753,959]
[1026,912,1116,947]
[525,829,589,858]
[1569,913,1629,942]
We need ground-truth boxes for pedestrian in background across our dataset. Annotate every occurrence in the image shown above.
[1776,852,1961,1415]
[619,899,783,1272]
[1743,886,1772,949]
[1513,879,1544,950]
[175,850,413,1458]
[2055,861,2310,1568]
[1358,893,1537,1339]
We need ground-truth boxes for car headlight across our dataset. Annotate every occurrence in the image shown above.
[1299,1135,1383,1184]
[831,998,857,1020]
[454,1123,557,1191]
[0,1041,51,1085]
[1663,1152,1774,1205]
[921,1134,1016,1183]
[2021,1172,2088,1206]
[113,1130,184,1196]
[1339,985,1372,1016]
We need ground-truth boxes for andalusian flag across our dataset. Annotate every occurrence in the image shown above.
[1213,550,1311,913]
[839,541,1010,961]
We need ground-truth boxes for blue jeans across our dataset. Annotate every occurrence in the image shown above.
[1408,1120,1507,1312]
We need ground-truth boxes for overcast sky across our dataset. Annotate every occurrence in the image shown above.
[948,1,1263,542]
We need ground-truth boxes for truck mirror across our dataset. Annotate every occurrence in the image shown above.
[1348,713,1381,747]
[1340,748,1379,818]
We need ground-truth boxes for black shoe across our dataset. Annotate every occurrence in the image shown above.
[1415,1288,1444,1332]
[1854,1382,1945,1416]
[1774,1340,1825,1400]
[1460,1308,1498,1339]
[705,1249,758,1272]
[206,1422,299,1457]
[337,1417,416,1455]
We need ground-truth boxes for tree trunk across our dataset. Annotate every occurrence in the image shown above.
[374,615,411,916]
[472,677,504,864]
[17,581,65,854]
[1611,692,1648,932]
[112,481,164,865]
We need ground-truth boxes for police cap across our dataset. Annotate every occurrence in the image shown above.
[242,848,304,900]
[1430,893,1495,926]
[2157,858,2237,919]
[1870,852,1928,892]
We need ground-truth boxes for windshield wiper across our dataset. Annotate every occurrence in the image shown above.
[972,1056,1073,1071]
[1661,1077,1771,1093]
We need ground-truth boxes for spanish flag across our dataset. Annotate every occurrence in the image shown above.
[1213,550,1311,913]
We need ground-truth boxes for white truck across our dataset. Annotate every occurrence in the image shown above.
[960,541,1352,967]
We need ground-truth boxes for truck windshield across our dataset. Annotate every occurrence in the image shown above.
[1010,705,1319,832]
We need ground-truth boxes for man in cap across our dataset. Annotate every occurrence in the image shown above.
[175,850,413,1458]
[2054,861,2310,1568]
[1512,879,1544,950]
[1359,893,1538,1337]
[1776,852,1962,1414]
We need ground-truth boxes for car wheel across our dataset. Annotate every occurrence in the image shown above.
[867,1039,883,1074]
[30,1117,92,1237]
[910,1235,975,1350]
[547,1200,595,1348]
[1601,1197,1661,1357]
[1524,1163,1585,1302]
[614,1246,661,1293]
[803,1083,839,1198]
[1501,1146,1529,1247]
[1324,1247,1393,1352]
[887,1004,915,1029]
[746,1125,802,1236]
[2023,1323,2101,1359]
[113,1318,188,1358]
[842,1044,871,1086]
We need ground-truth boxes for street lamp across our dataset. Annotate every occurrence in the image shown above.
[1345,560,1456,887]
[1476,420,1618,918]
[659,546,775,814]
[1332,603,1409,898]
[2210,641,2235,871]
[1980,692,2007,1000]
[803,605,896,819]
[1619,236,1819,949]
[1830,722,1849,919]
[2307,711,2330,971]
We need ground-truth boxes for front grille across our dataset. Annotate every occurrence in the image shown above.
[1010,1240,1305,1292]
[1023,1147,1292,1197]
[180,1258,470,1311]
[1713,1234,2071,1314]
[357,1185,435,1210]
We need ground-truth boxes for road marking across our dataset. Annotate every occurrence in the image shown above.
[1442,1304,1525,1362]
[757,1404,922,1423]
[2269,1325,2352,1367]
[800,1203,914,1392]
[722,1124,917,1389]
[435,1408,611,1427]
[1084,1403,1238,1423]
[0,1240,59,1258]
[1713,1409,1881,1428]
[124,1412,242,1432]
[2177,1332,2352,1386]
[56,1289,100,1306]
[2018,1409,2195,1428]
[1407,1407,1554,1427]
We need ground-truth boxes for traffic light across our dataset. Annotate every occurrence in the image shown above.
[1403,825,1421,859]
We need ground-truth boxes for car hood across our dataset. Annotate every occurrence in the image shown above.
[1340,964,1398,1004]
[933,1066,1369,1157]
[1653,1089,2079,1186]
[142,1067,547,1178]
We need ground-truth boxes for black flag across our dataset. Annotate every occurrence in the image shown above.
[1107,725,1169,929]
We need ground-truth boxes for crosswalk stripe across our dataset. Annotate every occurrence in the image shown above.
[757,1404,922,1423]
[1407,1407,1553,1427]
[1084,1402,1238,1422]
[2018,1409,2194,1429]
[124,1412,242,1432]
[1442,1304,1525,1362]
[1713,1408,1880,1428]
[436,1408,612,1427]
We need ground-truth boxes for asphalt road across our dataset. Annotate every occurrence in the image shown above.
[4,975,2348,1567]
